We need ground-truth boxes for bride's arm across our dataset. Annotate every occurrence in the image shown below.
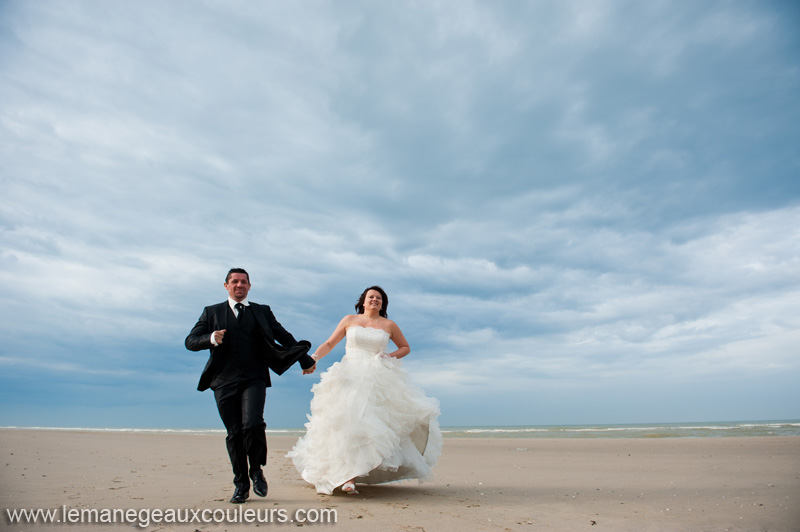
[310,315,351,362]
[386,321,411,359]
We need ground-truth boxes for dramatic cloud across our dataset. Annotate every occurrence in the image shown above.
[1,0,798,428]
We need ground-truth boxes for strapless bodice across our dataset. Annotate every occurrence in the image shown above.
[344,326,390,359]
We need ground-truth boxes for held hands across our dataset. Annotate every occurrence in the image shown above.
[303,354,319,375]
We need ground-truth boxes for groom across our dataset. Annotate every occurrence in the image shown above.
[185,268,316,503]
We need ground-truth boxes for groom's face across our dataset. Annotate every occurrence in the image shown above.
[224,273,251,302]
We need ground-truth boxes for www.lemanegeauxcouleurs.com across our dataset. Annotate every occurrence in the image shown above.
[5,505,338,527]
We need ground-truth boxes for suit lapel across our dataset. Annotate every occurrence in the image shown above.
[215,301,229,331]
[250,304,275,343]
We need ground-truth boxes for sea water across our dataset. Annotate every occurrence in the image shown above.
[441,420,800,438]
[4,420,799,438]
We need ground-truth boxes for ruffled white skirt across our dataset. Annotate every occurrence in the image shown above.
[288,344,442,494]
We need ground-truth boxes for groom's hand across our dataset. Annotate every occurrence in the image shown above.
[302,364,316,375]
[212,329,226,344]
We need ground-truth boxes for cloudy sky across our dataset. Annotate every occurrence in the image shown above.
[1,1,798,429]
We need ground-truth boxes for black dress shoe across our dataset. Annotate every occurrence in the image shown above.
[250,470,268,498]
[230,487,249,504]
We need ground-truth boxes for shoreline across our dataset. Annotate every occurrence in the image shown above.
[3,418,799,439]
[2,429,799,531]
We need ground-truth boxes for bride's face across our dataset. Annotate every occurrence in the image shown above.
[365,290,383,313]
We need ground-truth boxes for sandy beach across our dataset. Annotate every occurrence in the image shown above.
[1,429,798,531]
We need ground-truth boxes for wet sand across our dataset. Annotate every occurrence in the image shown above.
[1,429,798,531]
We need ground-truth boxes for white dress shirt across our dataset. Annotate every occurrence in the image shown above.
[209,298,250,346]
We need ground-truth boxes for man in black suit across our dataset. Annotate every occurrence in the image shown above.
[185,268,317,503]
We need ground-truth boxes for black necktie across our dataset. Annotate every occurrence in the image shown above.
[235,303,244,321]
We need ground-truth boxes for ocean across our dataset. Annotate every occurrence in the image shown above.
[3,420,799,439]
[441,420,800,439]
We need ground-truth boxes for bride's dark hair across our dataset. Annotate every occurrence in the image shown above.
[355,286,388,318]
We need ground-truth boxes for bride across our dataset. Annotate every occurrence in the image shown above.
[288,286,442,495]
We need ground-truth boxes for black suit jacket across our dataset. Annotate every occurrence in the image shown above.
[185,301,314,391]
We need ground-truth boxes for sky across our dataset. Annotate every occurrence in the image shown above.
[1,0,798,429]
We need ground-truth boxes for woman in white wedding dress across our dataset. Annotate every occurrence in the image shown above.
[288,286,442,495]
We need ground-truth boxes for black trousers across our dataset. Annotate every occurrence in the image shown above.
[213,379,267,490]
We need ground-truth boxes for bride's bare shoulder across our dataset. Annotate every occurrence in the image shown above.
[339,315,359,327]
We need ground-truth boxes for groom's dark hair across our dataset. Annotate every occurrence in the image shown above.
[226,268,250,283]
[355,285,388,318]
